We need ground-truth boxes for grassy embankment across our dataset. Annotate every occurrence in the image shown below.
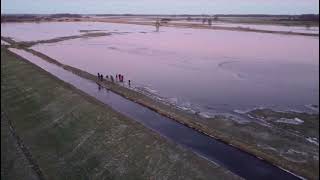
[1,47,240,180]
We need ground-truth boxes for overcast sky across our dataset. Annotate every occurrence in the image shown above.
[1,0,319,14]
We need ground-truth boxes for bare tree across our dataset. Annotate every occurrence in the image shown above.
[214,15,219,21]
[155,20,160,32]
[202,18,206,24]
[305,24,311,29]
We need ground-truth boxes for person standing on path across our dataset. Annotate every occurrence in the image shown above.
[111,75,114,83]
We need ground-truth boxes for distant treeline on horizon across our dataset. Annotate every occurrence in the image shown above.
[1,13,319,22]
[1,13,319,16]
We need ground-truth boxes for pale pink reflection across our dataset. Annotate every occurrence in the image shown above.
[31,24,319,113]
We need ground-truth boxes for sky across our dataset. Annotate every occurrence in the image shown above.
[1,0,319,15]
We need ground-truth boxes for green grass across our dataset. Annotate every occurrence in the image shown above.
[1,47,239,180]
[1,114,39,180]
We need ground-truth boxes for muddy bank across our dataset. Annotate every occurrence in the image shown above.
[4,37,317,179]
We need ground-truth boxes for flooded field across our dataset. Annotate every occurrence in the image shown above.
[2,22,319,116]
[125,17,319,35]
[170,20,319,34]
[2,21,319,179]
[0,22,154,41]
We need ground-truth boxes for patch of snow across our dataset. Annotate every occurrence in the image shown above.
[199,112,214,119]
[257,144,278,152]
[178,106,191,111]
[233,106,267,115]
[287,149,307,156]
[279,149,308,163]
[167,97,178,105]
[1,40,10,45]
[275,117,304,125]
[233,109,248,114]
[143,86,158,94]
[305,104,319,112]
[306,137,319,146]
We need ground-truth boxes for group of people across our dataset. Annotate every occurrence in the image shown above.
[116,74,124,82]
[97,72,131,87]
[97,73,104,81]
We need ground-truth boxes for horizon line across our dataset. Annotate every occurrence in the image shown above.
[1,13,319,16]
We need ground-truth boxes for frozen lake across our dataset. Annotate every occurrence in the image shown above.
[2,22,319,115]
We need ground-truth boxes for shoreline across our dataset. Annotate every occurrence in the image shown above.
[2,36,318,179]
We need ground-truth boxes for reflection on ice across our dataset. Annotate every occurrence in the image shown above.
[3,22,319,115]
